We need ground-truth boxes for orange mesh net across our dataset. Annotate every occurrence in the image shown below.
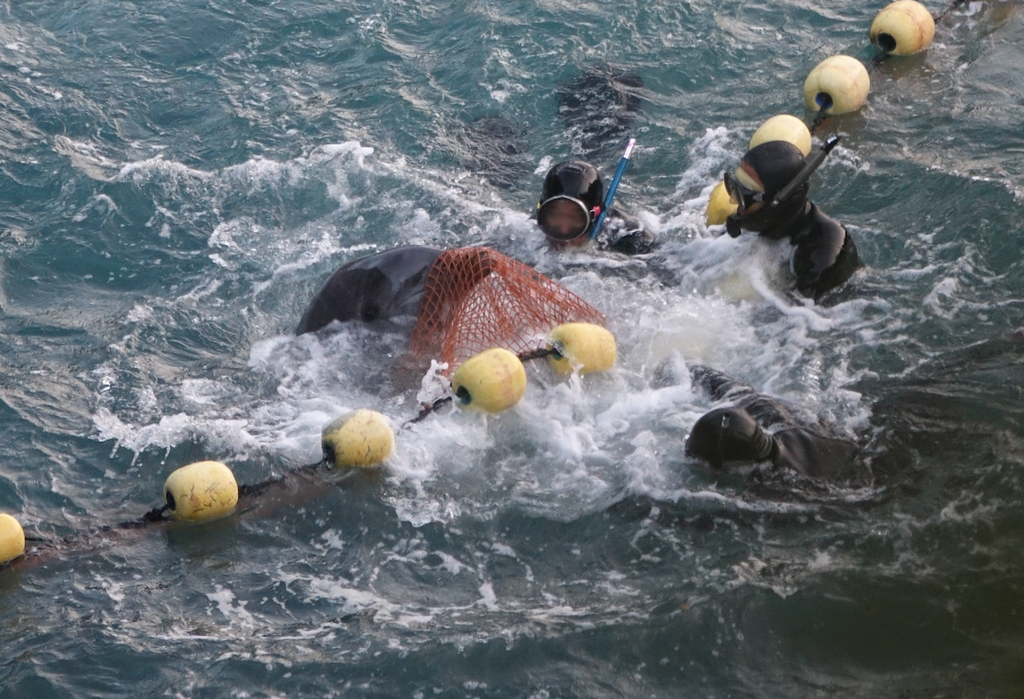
[409,247,605,373]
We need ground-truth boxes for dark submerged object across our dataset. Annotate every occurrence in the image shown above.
[858,329,1024,485]
[453,115,532,189]
[450,65,645,189]
[557,64,645,162]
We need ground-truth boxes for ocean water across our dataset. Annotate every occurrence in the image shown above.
[2,0,1024,696]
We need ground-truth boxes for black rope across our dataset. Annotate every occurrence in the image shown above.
[23,534,57,543]
[868,49,890,70]
[135,504,170,526]
[238,475,286,499]
[809,0,974,135]
[517,346,560,362]
[25,341,570,549]
[403,396,453,427]
[808,110,830,135]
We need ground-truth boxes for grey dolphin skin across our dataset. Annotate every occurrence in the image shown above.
[296,246,444,335]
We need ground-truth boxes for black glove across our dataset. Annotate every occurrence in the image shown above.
[725,214,743,239]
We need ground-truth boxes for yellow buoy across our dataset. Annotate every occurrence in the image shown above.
[321,409,395,468]
[870,0,935,56]
[0,513,25,565]
[705,180,738,226]
[451,347,527,413]
[163,460,239,523]
[803,55,870,115]
[716,272,761,302]
[749,114,813,156]
[546,323,617,376]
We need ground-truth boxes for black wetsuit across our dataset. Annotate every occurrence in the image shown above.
[727,201,859,300]
[296,246,443,335]
[598,209,657,256]
[686,364,863,484]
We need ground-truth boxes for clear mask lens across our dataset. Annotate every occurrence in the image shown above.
[723,172,765,211]
[537,196,593,241]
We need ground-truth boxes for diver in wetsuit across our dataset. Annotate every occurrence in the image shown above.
[723,139,859,299]
[685,364,864,484]
[684,326,1024,489]
[556,63,645,163]
[537,160,656,256]
[295,246,443,335]
[454,63,646,190]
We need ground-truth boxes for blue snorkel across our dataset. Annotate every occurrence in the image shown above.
[589,138,636,241]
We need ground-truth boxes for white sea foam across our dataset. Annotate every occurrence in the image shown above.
[86,131,883,529]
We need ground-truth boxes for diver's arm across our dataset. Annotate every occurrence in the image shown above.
[790,204,859,299]
[689,364,758,402]
[599,208,656,255]
[689,366,805,429]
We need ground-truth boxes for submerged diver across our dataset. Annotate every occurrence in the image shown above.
[454,115,531,190]
[452,64,647,190]
[684,364,866,486]
[536,159,656,255]
[683,326,1024,492]
[557,63,645,163]
[723,138,859,299]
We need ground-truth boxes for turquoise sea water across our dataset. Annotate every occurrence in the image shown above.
[2,0,1024,696]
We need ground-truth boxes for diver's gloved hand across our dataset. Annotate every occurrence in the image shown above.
[685,407,776,468]
[725,214,743,239]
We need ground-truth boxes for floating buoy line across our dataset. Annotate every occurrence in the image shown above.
[2,322,617,569]
[2,0,1002,571]
[707,0,982,226]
